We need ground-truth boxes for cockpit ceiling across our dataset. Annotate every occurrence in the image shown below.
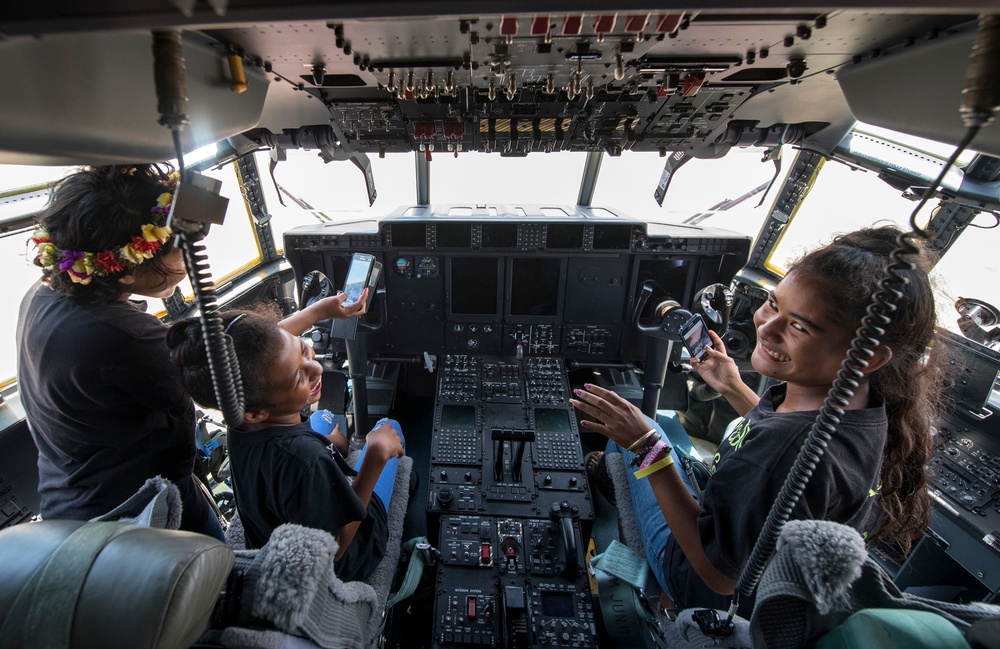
[0,5,997,165]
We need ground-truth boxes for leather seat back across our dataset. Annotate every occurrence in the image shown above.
[0,520,234,649]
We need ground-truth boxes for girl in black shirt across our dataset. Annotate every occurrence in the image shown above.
[168,305,403,582]
[572,226,944,611]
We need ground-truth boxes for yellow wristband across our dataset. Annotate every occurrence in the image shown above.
[627,428,657,452]
[633,454,674,479]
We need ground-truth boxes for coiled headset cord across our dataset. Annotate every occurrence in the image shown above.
[154,29,246,428]
[176,231,246,427]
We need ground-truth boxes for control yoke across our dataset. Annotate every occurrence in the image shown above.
[632,280,730,416]
[631,280,693,342]
[691,283,733,335]
[631,281,694,415]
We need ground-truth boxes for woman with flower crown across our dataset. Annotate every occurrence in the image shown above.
[14,164,226,536]
[16,165,365,539]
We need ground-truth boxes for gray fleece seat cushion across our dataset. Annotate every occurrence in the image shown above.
[222,454,413,648]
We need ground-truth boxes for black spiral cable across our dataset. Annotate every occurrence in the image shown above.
[177,232,246,427]
[153,29,246,427]
[727,121,982,618]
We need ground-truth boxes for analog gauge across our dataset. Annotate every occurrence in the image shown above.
[415,256,439,279]
[394,256,412,277]
[578,266,600,283]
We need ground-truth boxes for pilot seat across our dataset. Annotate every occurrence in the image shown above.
[0,452,414,649]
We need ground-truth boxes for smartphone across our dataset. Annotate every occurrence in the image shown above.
[679,313,714,361]
[343,253,375,306]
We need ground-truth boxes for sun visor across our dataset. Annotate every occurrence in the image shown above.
[837,24,1000,158]
[0,30,268,165]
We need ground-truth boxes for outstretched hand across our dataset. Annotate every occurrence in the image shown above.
[569,383,652,448]
[313,290,368,319]
[279,290,369,336]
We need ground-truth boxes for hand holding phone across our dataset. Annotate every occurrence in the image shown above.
[343,253,376,307]
[680,313,714,362]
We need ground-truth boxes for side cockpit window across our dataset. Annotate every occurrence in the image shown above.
[1,165,80,385]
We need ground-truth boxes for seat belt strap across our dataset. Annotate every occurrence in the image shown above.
[385,535,437,609]
[591,539,652,591]
[591,541,660,648]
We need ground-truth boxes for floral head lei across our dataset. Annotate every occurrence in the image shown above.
[29,173,177,286]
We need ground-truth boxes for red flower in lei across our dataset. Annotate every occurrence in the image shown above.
[94,250,125,273]
[129,236,161,255]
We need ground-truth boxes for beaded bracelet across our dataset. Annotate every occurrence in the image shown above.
[628,433,663,467]
[634,454,674,480]
[638,440,669,469]
[627,428,657,452]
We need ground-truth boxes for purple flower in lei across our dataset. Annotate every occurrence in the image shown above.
[58,250,85,271]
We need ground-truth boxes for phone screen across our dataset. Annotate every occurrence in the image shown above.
[343,254,374,306]
[681,314,713,361]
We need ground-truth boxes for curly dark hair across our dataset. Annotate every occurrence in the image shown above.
[166,303,285,413]
[34,164,179,304]
[791,225,947,555]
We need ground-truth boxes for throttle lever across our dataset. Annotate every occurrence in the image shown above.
[549,501,582,577]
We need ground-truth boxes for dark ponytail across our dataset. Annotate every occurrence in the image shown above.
[167,304,284,412]
[791,225,946,554]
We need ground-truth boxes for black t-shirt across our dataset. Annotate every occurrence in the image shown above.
[16,283,208,529]
[228,420,388,583]
[663,384,887,612]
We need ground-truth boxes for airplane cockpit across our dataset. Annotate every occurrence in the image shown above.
[1,3,1000,648]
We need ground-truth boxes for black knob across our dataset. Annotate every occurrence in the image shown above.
[438,489,454,508]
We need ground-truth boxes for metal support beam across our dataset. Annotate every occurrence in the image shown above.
[746,149,824,271]
[577,150,603,206]
[415,151,430,205]
[235,154,279,263]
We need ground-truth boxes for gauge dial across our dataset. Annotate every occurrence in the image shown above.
[416,256,439,279]
[394,256,412,277]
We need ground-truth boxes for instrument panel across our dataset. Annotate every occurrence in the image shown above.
[284,210,752,363]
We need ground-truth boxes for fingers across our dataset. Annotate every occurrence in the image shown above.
[570,384,629,432]
[579,382,615,399]
[342,288,367,316]
[706,330,727,355]
[569,395,600,419]
[569,385,609,416]
[352,288,368,315]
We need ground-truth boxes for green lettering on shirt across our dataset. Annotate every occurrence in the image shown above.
[713,418,751,471]
[727,418,751,451]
